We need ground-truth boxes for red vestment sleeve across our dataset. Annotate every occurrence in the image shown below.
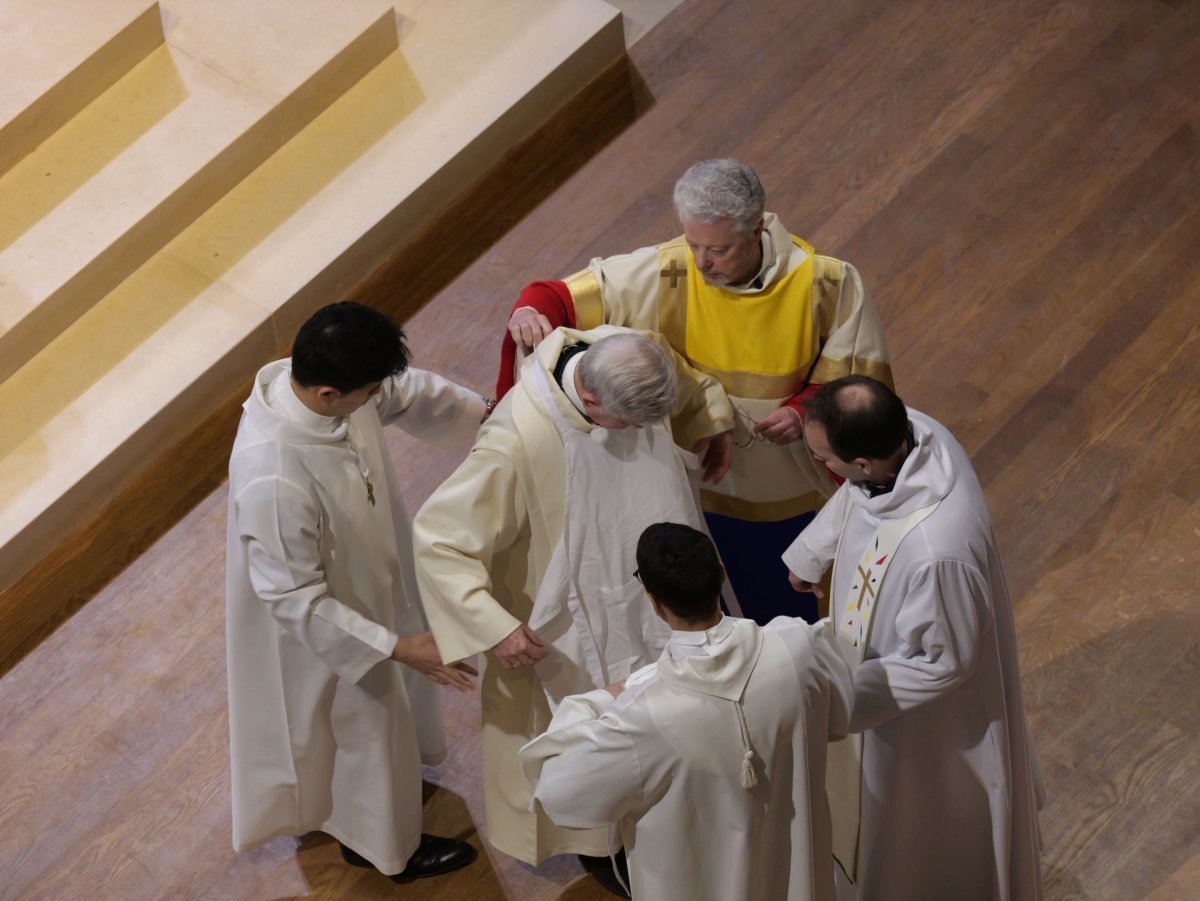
[496,280,577,398]
[783,382,822,419]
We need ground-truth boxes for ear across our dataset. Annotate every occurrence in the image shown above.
[314,386,342,407]
[579,388,602,411]
[753,216,765,239]
[648,594,668,623]
[851,457,873,477]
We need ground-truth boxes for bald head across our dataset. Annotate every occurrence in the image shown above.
[804,376,908,463]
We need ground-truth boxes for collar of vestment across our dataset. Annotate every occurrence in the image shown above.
[847,410,954,518]
[665,614,735,659]
[556,347,592,421]
[248,360,350,444]
[657,617,763,702]
[526,325,629,433]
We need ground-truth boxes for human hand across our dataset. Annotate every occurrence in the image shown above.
[693,430,733,483]
[508,307,554,349]
[753,406,803,444]
[492,623,548,669]
[788,571,826,597]
[393,632,479,692]
[605,680,626,698]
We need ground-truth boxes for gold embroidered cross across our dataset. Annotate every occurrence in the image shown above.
[855,564,876,609]
[660,260,687,288]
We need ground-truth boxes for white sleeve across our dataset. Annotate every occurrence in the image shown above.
[850,561,988,732]
[782,488,849,581]
[519,690,645,829]
[374,368,486,447]
[235,476,396,682]
[811,619,854,741]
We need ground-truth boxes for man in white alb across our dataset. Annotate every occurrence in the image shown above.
[226,302,481,881]
[521,522,853,901]
[783,375,1044,900]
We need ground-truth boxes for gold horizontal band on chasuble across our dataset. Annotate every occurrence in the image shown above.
[700,489,826,522]
[564,269,604,330]
[809,355,894,389]
[687,360,806,400]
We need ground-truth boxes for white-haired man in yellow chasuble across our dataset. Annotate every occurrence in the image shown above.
[496,159,893,624]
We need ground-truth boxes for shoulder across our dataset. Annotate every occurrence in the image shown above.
[591,240,662,276]
[811,254,848,287]
[230,436,309,495]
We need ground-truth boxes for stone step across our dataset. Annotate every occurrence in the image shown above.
[0,0,164,178]
[0,0,625,622]
[0,0,398,383]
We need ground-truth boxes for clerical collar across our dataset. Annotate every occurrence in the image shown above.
[555,345,592,421]
[859,424,917,498]
[666,615,734,659]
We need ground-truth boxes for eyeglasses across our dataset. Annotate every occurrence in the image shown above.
[732,404,768,449]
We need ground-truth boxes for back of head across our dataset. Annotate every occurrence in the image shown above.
[291,301,410,392]
[673,158,766,236]
[636,523,723,622]
[577,333,676,425]
[805,375,908,461]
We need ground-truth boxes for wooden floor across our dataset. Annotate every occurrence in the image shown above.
[3,0,1199,897]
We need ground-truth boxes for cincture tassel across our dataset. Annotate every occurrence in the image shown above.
[734,701,758,790]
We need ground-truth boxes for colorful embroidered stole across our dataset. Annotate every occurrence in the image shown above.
[828,500,940,883]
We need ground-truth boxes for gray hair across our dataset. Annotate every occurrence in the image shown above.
[673,159,766,235]
[577,334,677,425]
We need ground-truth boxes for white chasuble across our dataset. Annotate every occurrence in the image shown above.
[414,326,733,866]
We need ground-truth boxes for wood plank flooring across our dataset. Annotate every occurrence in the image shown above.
[2,0,1198,897]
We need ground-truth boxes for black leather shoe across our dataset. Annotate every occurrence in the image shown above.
[394,833,478,880]
[338,842,373,868]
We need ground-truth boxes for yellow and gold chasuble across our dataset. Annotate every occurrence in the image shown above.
[567,233,837,522]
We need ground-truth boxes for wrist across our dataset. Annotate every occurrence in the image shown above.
[391,635,410,663]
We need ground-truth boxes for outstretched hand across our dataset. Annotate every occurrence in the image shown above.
[393,632,479,692]
[493,623,548,669]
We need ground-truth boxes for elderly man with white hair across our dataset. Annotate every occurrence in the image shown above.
[495,159,893,625]
[414,327,733,873]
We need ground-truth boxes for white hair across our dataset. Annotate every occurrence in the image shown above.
[673,159,765,236]
[577,334,676,424]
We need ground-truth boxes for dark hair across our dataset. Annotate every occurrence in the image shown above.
[804,375,908,461]
[291,302,409,392]
[635,523,723,622]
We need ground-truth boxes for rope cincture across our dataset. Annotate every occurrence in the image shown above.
[734,701,758,790]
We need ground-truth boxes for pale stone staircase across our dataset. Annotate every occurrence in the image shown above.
[0,0,626,664]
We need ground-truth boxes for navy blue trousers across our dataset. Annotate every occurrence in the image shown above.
[705,510,819,625]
